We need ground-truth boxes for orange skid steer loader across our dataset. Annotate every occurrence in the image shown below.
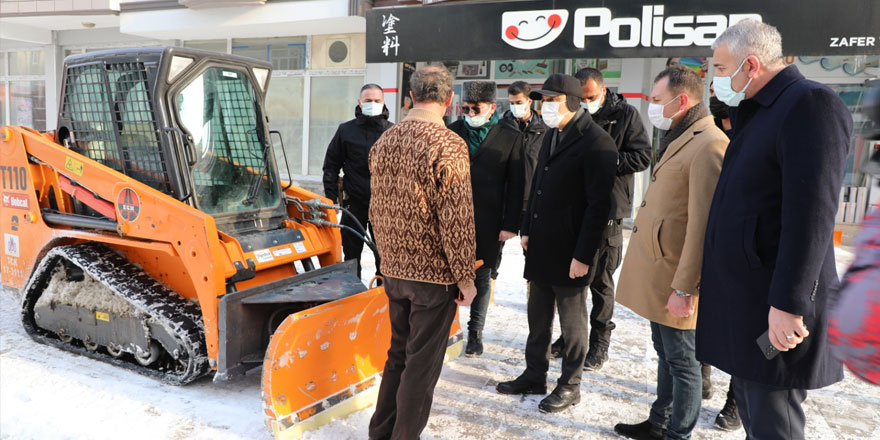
[0,47,463,438]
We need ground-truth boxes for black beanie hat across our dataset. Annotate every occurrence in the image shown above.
[462,81,497,103]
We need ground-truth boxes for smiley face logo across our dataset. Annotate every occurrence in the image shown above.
[501,10,569,50]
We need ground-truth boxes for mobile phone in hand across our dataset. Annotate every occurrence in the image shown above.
[756,330,780,360]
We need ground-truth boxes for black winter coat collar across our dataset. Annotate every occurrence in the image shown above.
[592,90,627,125]
[354,104,393,130]
[501,109,547,135]
[553,109,591,159]
[752,65,803,108]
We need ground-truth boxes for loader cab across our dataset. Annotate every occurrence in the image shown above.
[56,47,286,236]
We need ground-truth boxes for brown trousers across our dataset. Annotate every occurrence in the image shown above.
[368,277,458,440]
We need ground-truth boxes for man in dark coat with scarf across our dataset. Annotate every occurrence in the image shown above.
[496,74,617,413]
[699,20,852,439]
[448,81,525,357]
[322,84,393,277]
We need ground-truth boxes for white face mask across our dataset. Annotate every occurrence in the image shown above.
[540,101,566,128]
[465,114,489,128]
[713,58,753,107]
[581,99,602,115]
[647,96,681,130]
[360,101,383,117]
[510,103,530,119]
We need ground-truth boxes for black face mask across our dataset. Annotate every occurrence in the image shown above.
[709,96,729,120]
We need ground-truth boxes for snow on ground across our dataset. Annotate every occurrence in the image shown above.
[2,232,879,439]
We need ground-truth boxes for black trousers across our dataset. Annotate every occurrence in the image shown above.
[368,277,458,440]
[340,199,373,278]
[553,221,622,352]
[523,282,589,387]
[731,376,808,440]
[588,221,622,350]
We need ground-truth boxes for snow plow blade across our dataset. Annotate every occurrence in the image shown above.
[262,281,463,439]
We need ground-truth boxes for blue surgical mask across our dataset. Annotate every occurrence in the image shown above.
[361,102,383,116]
[713,58,753,107]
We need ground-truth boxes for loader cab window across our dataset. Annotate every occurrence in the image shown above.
[176,67,280,215]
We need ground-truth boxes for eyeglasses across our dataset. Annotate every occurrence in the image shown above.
[460,105,486,115]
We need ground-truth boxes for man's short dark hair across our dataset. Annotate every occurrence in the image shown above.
[507,81,531,97]
[409,65,454,104]
[361,83,383,94]
[654,65,704,102]
[574,68,604,87]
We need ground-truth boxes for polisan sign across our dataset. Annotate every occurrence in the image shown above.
[366,0,880,62]
[501,7,760,51]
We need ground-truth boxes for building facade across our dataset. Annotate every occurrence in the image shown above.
[2,0,879,225]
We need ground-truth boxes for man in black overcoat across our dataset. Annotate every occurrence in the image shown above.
[698,20,853,439]
[495,74,617,413]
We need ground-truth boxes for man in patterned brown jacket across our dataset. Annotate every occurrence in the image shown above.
[367,65,478,440]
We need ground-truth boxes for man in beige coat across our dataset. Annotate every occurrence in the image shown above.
[614,66,729,440]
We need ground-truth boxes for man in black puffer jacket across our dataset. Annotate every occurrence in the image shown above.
[322,84,394,277]
[551,68,651,371]
[500,81,549,218]
[495,81,548,284]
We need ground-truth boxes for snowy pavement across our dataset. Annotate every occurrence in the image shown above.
[2,231,879,439]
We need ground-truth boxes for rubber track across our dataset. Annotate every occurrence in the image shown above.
[20,243,211,385]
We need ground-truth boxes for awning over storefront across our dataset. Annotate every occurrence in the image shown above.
[366,0,880,62]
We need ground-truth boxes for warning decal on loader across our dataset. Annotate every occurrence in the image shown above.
[117,188,140,222]
[64,157,84,177]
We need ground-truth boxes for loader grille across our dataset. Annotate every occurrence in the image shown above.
[61,62,172,194]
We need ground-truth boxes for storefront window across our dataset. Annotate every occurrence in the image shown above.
[232,37,307,71]
[265,76,305,178]
[9,50,45,76]
[494,59,564,80]
[307,76,364,175]
[10,81,46,131]
[831,83,879,187]
[184,40,228,54]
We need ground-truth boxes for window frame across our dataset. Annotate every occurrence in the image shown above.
[0,48,48,130]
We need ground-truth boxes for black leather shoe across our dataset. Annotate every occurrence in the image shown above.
[701,364,713,399]
[496,377,547,395]
[538,385,580,413]
[714,394,742,431]
[549,337,564,359]
[583,347,608,371]
[465,330,483,357]
[614,420,665,440]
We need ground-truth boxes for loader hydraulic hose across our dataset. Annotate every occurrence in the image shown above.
[303,216,381,274]
[287,196,382,273]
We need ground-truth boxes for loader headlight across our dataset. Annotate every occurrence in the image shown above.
[168,56,194,83]
[252,67,270,92]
